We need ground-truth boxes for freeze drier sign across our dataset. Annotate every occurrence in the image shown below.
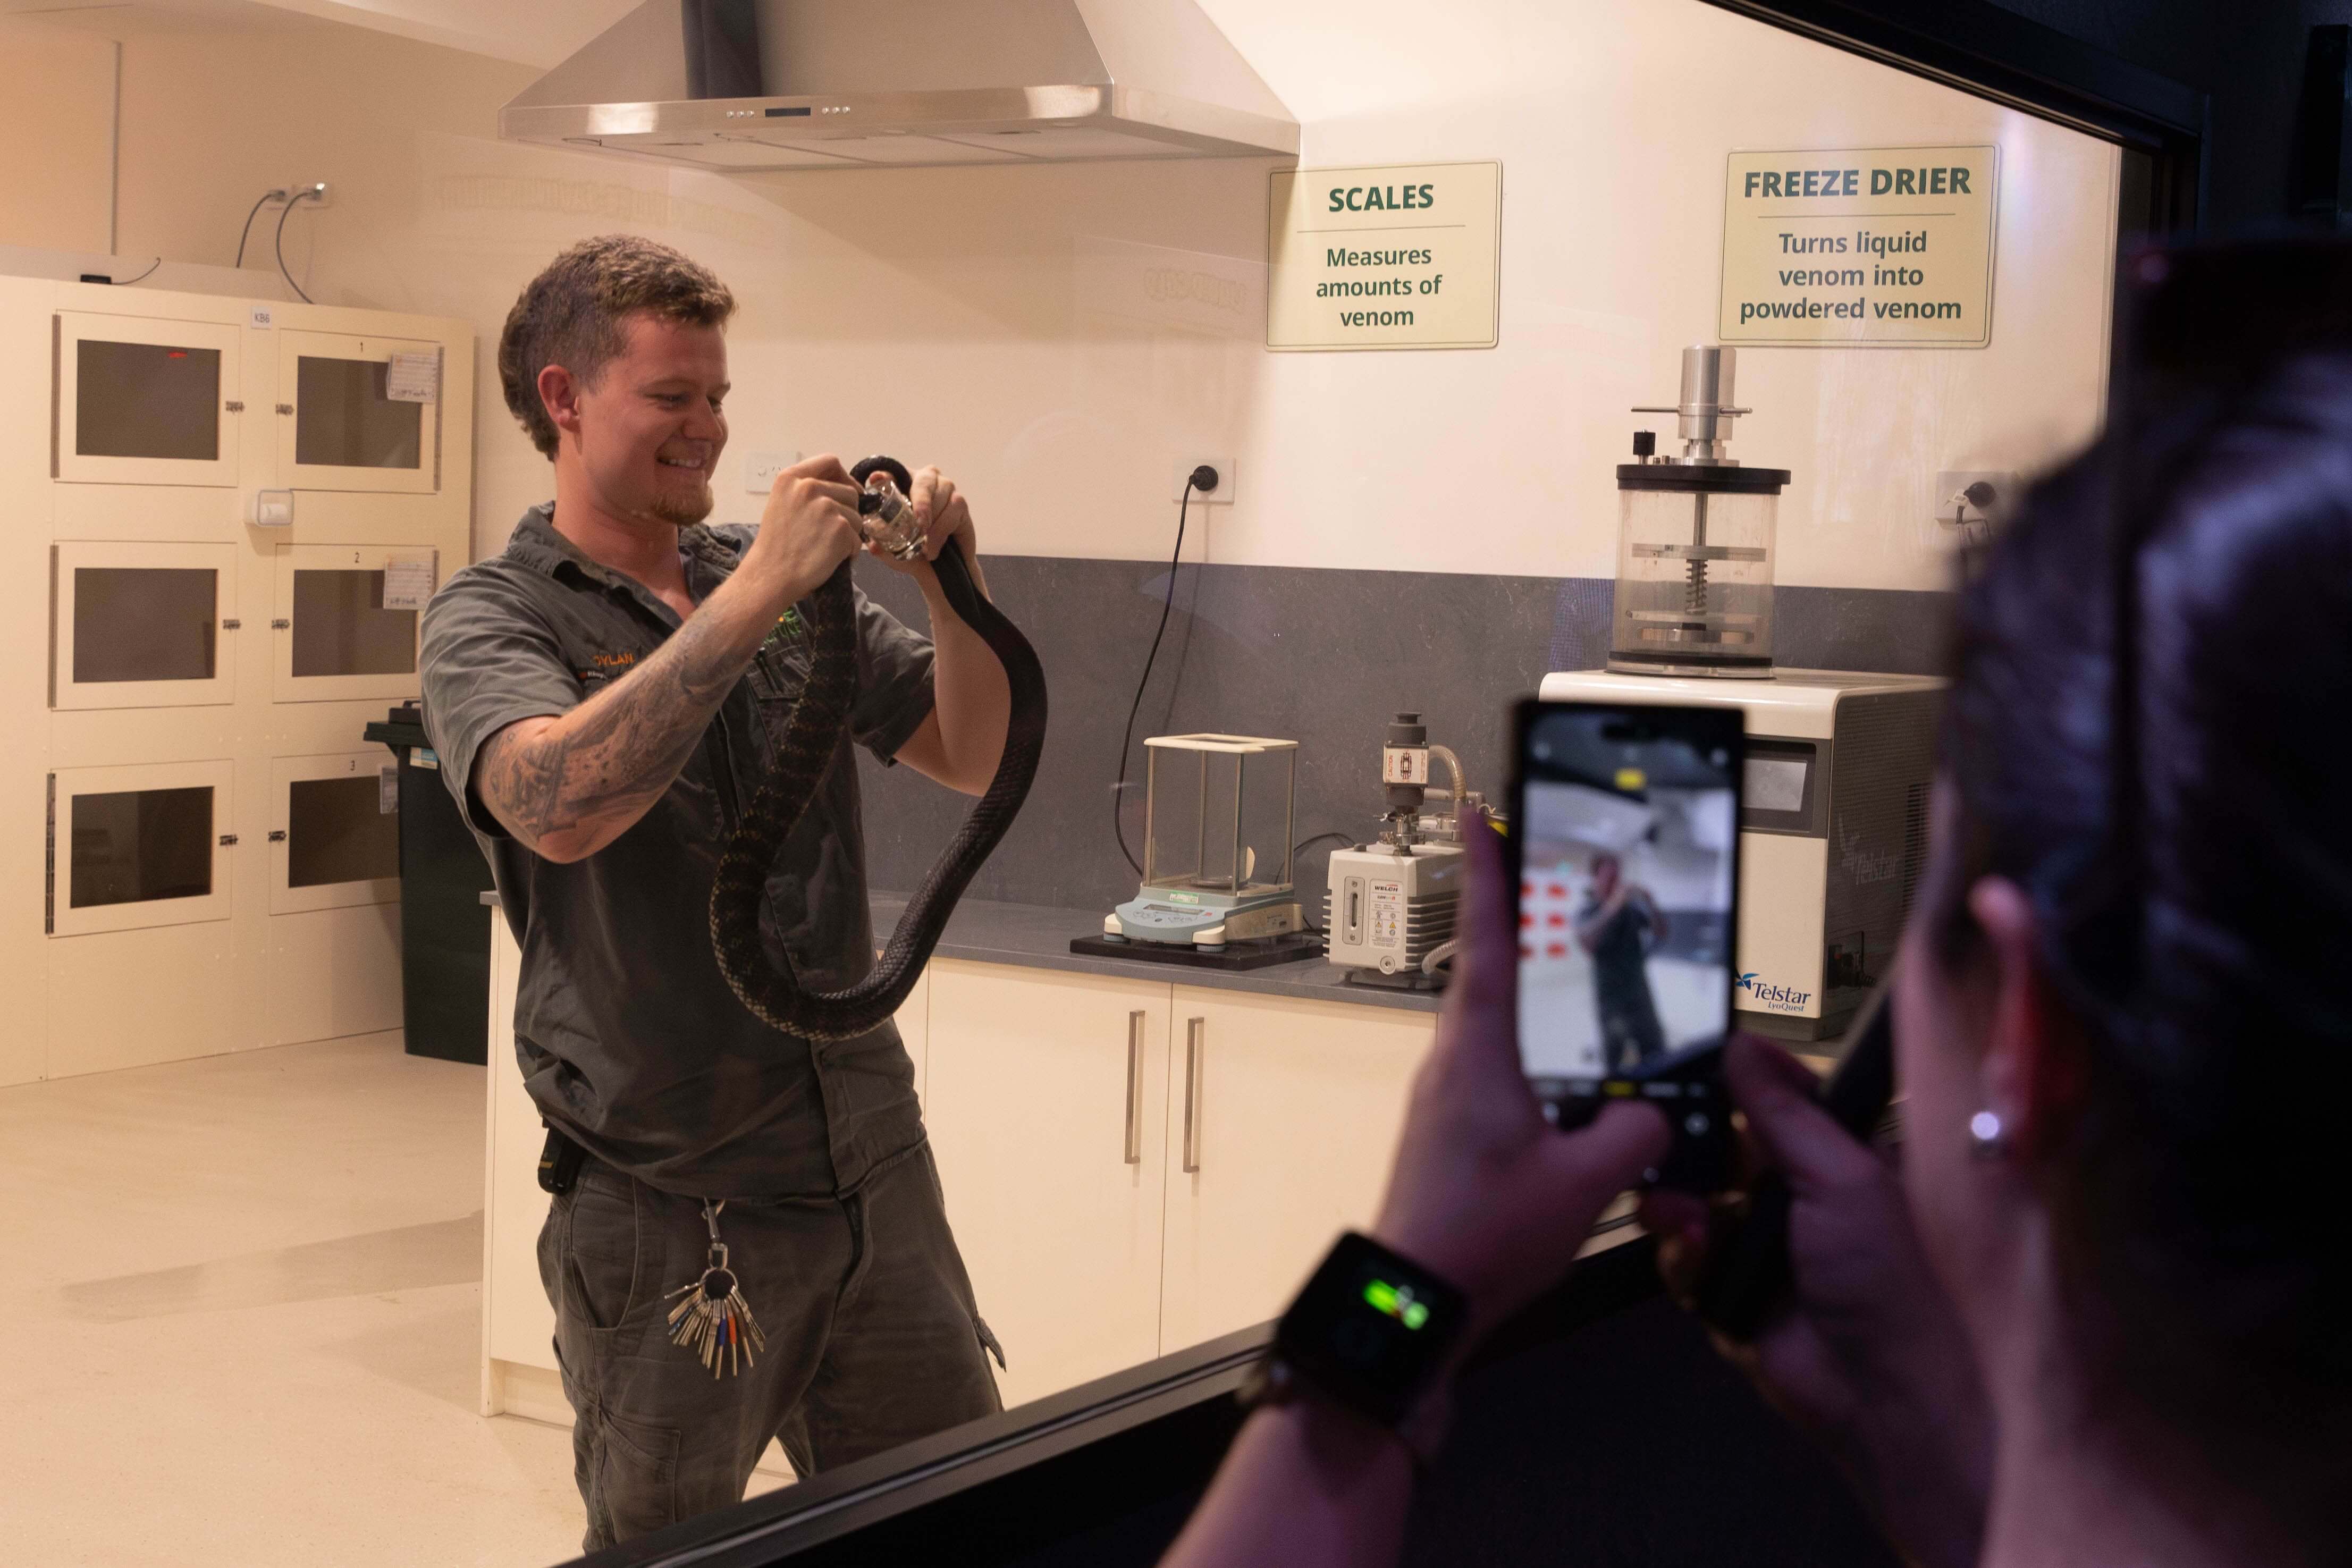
[1718,145,1999,347]
[1266,162,1501,350]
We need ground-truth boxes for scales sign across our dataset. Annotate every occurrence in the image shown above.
[1718,145,1998,347]
[1267,161,1501,351]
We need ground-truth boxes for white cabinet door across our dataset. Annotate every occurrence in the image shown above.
[50,542,238,710]
[55,311,241,487]
[924,960,1172,1410]
[1158,988,1436,1354]
[47,759,235,937]
[267,751,400,914]
[271,543,421,704]
[276,329,440,494]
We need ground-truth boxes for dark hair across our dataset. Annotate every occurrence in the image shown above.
[1934,350,2352,1468]
[497,234,736,459]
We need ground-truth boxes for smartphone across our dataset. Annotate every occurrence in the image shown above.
[1509,699,1744,1190]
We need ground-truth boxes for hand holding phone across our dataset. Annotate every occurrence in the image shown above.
[1509,699,1743,1191]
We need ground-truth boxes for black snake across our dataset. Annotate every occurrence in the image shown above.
[709,456,1046,1042]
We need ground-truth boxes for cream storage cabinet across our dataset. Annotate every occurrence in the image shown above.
[921,961,1436,1410]
[923,964,1176,1410]
[3,275,475,1086]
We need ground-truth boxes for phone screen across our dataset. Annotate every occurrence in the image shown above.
[1514,703,1743,1100]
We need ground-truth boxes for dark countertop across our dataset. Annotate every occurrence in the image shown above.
[872,895,1444,1014]
[480,888,1442,1013]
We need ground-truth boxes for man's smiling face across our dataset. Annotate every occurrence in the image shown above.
[571,310,729,529]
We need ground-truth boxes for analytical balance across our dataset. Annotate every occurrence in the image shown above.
[1547,344,1942,1042]
[1094,734,1306,955]
[1324,713,1472,989]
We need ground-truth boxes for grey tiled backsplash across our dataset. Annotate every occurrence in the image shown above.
[853,555,1951,917]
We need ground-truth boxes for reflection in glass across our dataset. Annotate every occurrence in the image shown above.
[291,570,417,678]
[295,357,422,470]
[288,775,398,888]
[75,340,220,461]
[73,568,217,685]
[69,787,213,908]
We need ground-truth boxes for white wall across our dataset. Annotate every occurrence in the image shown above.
[6,0,2115,594]
[0,20,115,253]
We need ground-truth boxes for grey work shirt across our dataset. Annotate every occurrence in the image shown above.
[419,504,935,1200]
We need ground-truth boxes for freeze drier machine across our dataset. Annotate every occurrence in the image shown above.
[1545,345,1943,1042]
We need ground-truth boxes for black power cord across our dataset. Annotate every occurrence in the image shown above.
[1112,464,1219,876]
[274,188,321,304]
[233,189,284,269]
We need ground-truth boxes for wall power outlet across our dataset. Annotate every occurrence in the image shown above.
[1172,454,1238,504]
[285,181,333,209]
[745,450,802,494]
[1934,470,2019,530]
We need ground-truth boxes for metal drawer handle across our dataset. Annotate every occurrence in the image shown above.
[1182,1016,1205,1174]
[1123,1010,1145,1165]
[217,833,238,846]
[267,830,287,842]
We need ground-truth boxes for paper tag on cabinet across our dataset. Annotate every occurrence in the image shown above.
[382,549,437,611]
[386,349,442,403]
[380,765,399,815]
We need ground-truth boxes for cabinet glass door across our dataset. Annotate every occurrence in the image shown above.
[51,542,237,710]
[48,761,235,937]
[276,330,437,494]
[269,752,400,914]
[271,544,420,703]
[55,313,241,487]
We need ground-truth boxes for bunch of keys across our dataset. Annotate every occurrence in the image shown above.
[665,1200,765,1379]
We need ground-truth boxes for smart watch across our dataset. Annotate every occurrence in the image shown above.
[1239,1232,1469,1453]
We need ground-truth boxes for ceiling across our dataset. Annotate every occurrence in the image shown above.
[0,0,636,65]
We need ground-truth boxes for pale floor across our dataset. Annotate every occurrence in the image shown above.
[0,1033,597,1567]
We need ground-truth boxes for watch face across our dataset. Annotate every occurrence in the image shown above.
[1276,1233,1467,1425]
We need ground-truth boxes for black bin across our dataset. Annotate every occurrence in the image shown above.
[365,703,494,1065]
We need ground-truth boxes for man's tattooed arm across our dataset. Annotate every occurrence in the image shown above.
[474,590,773,863]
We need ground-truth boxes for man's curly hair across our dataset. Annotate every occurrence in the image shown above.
[498,235,736,459]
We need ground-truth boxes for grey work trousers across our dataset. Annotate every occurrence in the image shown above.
[537,1142,1005,1554]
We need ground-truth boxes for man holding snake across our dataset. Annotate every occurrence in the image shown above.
[420,234,1013,1552]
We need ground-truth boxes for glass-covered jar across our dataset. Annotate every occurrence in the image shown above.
[1607,463,1786,678]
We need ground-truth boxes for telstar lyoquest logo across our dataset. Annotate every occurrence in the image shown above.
[1734,971,1813,1012]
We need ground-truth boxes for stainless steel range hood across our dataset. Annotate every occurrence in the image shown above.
[501,0,1297,172]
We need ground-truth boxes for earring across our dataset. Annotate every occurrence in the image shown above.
[1968,1109,2007,1160]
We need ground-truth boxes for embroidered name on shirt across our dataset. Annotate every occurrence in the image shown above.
[578,651,638,679]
